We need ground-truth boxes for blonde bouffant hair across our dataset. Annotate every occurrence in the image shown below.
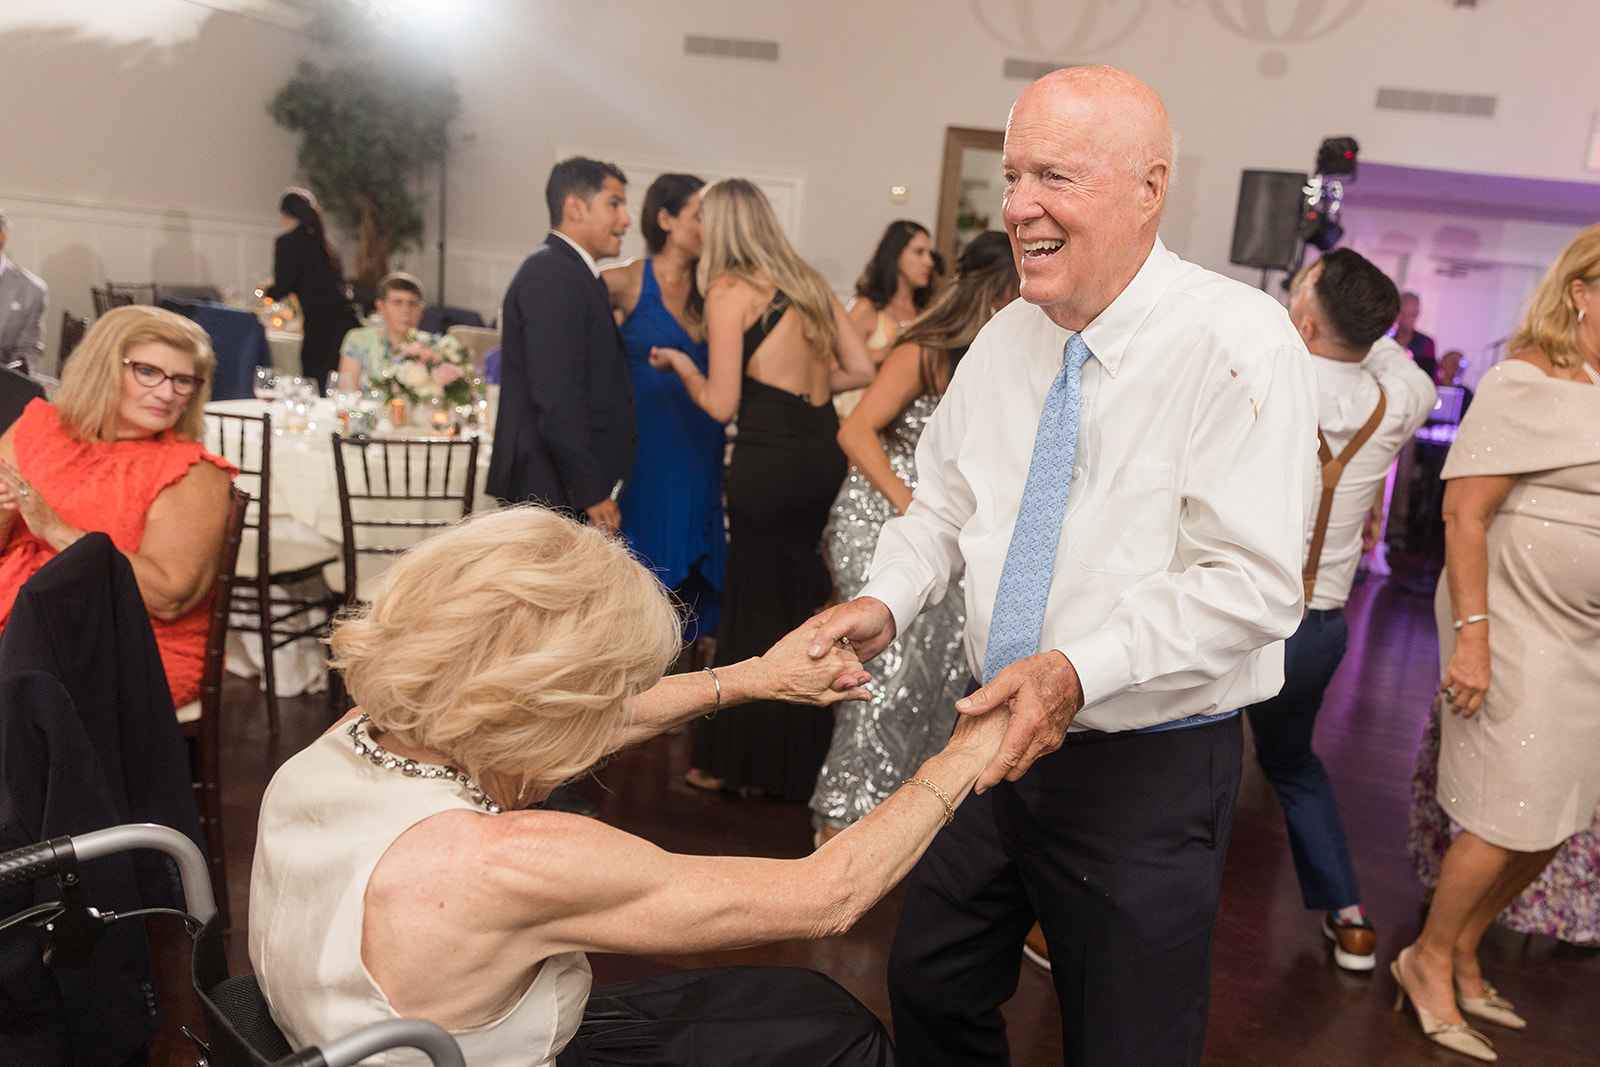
[329,507,682,795]
[697,177,839,358]
[1508,221,1600,370]
[55,305,216,443]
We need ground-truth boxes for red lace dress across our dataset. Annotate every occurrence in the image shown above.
[0,400,237,706]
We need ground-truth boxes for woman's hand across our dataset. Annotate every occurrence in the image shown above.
[0,461,79,551]
[648,346,692,375]
[749,620,871,705]
[1439,629,1490,717]
[946,698,1012,770]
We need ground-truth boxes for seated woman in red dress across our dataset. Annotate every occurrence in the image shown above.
[0,305,235,707]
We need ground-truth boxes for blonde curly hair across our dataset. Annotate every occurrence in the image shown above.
[329,507,681,794]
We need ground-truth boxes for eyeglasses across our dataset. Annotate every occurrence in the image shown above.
[124,358,204,397]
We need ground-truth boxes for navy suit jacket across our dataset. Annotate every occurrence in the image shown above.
[486,234,636,511]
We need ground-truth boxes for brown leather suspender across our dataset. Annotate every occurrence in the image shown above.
[1303,385,1387,605]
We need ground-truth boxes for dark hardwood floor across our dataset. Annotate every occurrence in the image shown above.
[151,574,1600,1065]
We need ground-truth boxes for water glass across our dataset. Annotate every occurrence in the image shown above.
[253,365,279,401]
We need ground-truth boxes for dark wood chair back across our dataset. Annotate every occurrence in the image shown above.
[329,433,481,609]
[181,483,249,929]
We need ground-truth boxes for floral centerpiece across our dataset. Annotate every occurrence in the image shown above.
[365,330,483,410]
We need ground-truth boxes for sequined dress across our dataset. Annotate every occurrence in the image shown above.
[1407,361,1600,938]
[811,393,968,830]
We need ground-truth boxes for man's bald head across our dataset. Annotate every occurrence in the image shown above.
[1002,66,1173,330]
[1017,67,1173,190]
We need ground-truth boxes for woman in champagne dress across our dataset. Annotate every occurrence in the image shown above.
[1393,223,1600,1061]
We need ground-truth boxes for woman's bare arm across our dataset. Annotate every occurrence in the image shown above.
[1438,472,1515,716]
[828,296,878,393]
[613,620,870,748]
[367,700,1009,997]
[649,277,746,423]
[132,462,233,619]
[837,341,929,514]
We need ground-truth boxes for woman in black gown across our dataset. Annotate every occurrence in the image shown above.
[266,188,359,388]
[649,178,875,800]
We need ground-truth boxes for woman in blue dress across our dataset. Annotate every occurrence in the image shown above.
[602,174,726,644]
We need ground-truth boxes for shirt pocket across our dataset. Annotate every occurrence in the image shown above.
[1072,462,1176,576]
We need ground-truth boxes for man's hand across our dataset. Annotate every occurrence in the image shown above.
[585,498,621,537]
[1360,503,1385,553]
[804,597,897,662]
[956,650,1083,792]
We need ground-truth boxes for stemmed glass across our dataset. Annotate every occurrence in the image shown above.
[252,365,279,401]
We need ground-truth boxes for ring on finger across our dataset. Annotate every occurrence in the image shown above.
[1443,686,1458,701]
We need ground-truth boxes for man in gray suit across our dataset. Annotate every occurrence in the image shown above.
[0,209,48,371]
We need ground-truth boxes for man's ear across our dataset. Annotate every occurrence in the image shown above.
[1296,311,1318,347]
[1141,161,1168,224]
[562,193,587,228]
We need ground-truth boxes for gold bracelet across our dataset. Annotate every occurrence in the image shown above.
[702,666,721,718]
[903,776,955,827]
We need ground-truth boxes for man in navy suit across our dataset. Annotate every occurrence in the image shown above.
[487,158,636,536]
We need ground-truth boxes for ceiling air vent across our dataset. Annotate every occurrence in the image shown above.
[684,34,779,62]
[1376,87,1497,118]
[1004,57,1075,81]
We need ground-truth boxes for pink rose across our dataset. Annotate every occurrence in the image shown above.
[433,363,463,386]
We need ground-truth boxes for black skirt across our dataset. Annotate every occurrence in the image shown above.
[557,967,894,1066]
[692,380,847,801]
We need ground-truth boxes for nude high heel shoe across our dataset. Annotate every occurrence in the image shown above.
[1390,949,1497,1062]
[1457,978,1527,1031]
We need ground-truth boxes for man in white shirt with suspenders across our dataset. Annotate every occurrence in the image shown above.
[1248,247,1436,972]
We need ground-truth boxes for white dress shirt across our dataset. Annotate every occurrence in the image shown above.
[859,239,1319,733]
[1305,337,1436,611]
[551,230,602,278]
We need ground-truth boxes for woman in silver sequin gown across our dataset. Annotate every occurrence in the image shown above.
[811,233,1019,838]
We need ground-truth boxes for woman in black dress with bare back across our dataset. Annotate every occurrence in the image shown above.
[649,178,875,800]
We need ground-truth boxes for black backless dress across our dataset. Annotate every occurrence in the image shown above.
[691,293,847,801]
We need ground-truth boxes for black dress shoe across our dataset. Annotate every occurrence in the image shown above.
[537,784,599,818]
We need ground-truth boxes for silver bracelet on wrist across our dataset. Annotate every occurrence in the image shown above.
[702,666,721,718]
[1452,614,1489,631]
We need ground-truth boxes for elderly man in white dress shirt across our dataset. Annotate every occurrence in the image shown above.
[808,66,1318,1065]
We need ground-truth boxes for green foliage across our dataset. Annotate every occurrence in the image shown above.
[268,4,460,282]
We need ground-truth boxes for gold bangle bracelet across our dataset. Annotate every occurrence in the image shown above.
[903,776,955,827]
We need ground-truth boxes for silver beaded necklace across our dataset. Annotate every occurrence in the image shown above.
[347,714,502,814]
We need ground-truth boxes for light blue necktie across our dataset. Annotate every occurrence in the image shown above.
[982,332,1093,684]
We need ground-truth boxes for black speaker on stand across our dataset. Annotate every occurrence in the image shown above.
[1229,170,1307,288]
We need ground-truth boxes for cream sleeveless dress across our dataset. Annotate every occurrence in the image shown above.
[249,717,592,1066]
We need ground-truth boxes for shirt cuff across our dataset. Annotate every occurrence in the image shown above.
[856,573,927,645]
[1055,628,1131,710]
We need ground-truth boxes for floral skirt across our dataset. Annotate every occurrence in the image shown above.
[1409,697,1600,945]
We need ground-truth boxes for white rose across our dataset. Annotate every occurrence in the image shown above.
[396,362,432,389]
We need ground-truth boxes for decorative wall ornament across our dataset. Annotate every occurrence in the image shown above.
[1201,0,1367,43]
[965,0,1155,56]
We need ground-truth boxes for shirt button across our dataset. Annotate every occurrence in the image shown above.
[1073,467,1082,479]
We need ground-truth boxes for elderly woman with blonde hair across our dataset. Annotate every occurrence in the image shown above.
[1393,222,1600,1061]
[0,305,233,706]
[251,505,1008,1066]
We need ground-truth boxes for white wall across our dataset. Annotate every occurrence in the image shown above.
[4,0,1600,373]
